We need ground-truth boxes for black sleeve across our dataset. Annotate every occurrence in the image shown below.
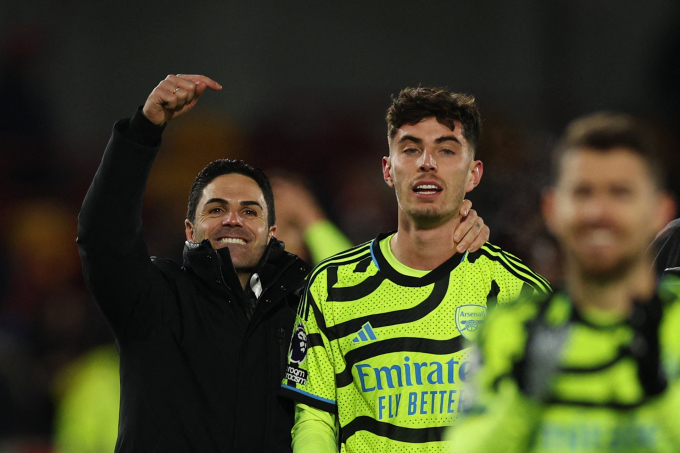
[76,109,175,340]
[651,219,680,280]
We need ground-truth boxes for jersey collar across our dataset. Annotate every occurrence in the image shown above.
[370,231,467,287]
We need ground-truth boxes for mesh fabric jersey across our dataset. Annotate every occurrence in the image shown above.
[281,232,550,452]
[449,276,680,453]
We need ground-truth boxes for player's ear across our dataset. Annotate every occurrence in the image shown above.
[268,225,277,241]
[382,156,394,188]
[185,219,195,242]
[541,188,557,235]
[654,193,677,233]
[465,160,483,193]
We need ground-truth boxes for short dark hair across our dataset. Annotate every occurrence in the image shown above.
[386,87,482,153]
[186,159,276,228]
[551,112,666,189]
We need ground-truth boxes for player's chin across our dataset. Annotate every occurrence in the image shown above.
[575,254,633,281]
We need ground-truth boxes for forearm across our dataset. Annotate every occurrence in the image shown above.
[292,403,338,453]
[77,109,166,330]
[304,220,353,264]
[77,109,163,252]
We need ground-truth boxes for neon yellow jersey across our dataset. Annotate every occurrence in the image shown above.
[281,232,550,452]
[449,276,680,453]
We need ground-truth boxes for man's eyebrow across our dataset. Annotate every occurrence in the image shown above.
[398,135,422,144]
[203,199,263,210]
[435,135,460,144]
[240,201,263,210]
[204,198,228,205]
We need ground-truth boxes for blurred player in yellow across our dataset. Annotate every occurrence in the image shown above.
[450,112,680,452]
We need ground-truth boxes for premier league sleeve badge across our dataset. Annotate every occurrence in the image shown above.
[289,321,308,364]
[285,321,309,386]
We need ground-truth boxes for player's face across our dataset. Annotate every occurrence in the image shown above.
[383,117,483,227]
[185,173,275,272]
[543,147,673,281]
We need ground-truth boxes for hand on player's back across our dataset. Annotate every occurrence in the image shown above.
[142,74,222,125]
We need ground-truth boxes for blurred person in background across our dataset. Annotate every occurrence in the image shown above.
[281,87,549,453]
[449,112,680,452]
[270,175,353,264]
[0,199,107,453]
[76,74,489,453]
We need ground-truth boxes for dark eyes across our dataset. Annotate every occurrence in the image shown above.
[403,148,455,155]
[209,207,258,216]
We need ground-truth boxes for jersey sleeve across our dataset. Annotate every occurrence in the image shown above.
[445,301,543,453]
[281,268,339,414]
[291,403,338,453]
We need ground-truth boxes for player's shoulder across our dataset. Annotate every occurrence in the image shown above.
[468,242,551,293]
[660,274,680,324]
[480,290,558,348]
[467,242,528,268]
[660,274,680,301]
[305,240,374,287]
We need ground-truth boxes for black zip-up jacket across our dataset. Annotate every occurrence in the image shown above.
[77,110,310,452]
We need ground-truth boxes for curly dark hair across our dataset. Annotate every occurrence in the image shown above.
[186,159,275,227]
[386,87,482,153]
[551,112,666,189]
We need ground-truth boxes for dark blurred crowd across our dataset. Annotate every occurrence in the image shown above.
[2,23,680,453]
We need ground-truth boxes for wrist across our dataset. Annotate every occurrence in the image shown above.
[128,107,166,147]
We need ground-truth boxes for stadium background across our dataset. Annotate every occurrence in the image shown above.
[1,1,680,451]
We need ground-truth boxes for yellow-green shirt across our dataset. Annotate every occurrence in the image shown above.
[282,232,550,452]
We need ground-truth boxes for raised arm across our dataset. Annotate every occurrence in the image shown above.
[76,74,221,337]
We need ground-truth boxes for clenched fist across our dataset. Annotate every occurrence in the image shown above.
[142,74,222,125]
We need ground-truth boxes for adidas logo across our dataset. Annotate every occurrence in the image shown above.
[352,322,377,343]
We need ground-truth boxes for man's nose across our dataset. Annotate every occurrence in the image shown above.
[418,149,437,171]
[582,197,610,222]
[222,210,243,226]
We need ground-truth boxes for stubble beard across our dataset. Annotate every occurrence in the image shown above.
[231,242,267,274]
[399,185,465,229]
[569,248,640,285]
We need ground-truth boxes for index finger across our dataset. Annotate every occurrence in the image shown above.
[176,74,222,91]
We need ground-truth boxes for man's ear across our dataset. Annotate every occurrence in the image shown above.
[541,188,558,235]
[655,193,677,233]
[465,160,483,193]
[185,219,195,242]
[268,225,277,241]
[382,156,394,188]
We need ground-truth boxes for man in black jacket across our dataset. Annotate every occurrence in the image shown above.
[77,74,312,452]
[77,74,489,452]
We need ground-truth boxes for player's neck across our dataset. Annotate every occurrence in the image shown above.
[391,213,463,271]
[566,257,656,317]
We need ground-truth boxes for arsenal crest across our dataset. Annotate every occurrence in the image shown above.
[455,304,487,341]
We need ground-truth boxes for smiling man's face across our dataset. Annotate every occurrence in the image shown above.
[383,117,483,228]
[544,147,670,281]
[185,173,275,272]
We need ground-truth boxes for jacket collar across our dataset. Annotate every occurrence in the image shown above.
[182,237,309,305]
